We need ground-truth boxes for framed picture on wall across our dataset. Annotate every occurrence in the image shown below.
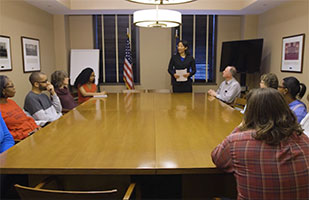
[281,34,305,73]
[21,36,41,73]
[0,35,12,71]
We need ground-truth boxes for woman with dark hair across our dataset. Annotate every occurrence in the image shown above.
[0,75,39,140]
[168,40,196,93]
[73,67,106,104]
[212,88,309,200]
[51,70,77,111]
[278,76,307,123]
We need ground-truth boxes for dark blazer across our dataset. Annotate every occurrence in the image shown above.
[168,54,196,92]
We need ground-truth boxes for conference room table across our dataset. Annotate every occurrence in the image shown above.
[0,92,243,175]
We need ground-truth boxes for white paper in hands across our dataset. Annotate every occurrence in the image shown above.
[175,69,188,82]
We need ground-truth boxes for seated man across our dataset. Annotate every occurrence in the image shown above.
[24,72,62,126]
[208,66,241,104]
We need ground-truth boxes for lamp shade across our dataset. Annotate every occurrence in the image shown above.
[133,9,181,28]
[127,0,196,5]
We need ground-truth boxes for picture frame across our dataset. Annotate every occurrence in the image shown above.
[21,36,41,73]
[0,35,12,71]
[281,34,305,73]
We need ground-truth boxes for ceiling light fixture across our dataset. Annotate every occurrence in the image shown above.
[127,0,196,5]
[133,6,181,28]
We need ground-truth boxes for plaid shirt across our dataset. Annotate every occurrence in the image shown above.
[212,128,309,200]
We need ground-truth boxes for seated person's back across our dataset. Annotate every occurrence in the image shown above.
[212,88,309,199]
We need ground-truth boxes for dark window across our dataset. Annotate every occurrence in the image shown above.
[93,15,140,84]
[172,15,217,83]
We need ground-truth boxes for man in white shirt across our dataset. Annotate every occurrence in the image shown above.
[208,66,241,104]
[24,72,62,126]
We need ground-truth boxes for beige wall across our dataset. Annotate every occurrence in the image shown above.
[0,0,56,106]
[54,15,70,71]
[5,0,307,105]
[69,15,93,49]
[258,0,309,104]
[67,15,243,93]
[139,28,171,90]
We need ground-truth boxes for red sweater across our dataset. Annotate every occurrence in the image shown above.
[0,99,39,140]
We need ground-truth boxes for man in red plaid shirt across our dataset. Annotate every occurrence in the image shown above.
[212,88,309,200]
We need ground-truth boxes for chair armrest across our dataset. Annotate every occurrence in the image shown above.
[34,176,56,189]
[123,183,136,200]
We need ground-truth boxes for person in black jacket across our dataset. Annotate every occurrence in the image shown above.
[168,40,196,93]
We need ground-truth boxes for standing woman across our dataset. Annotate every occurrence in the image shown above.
[74,68,106,104]
[278,76,307,123]
[168,40,196,93]
[51,70,77,112]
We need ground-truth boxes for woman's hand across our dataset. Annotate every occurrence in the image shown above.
[174,74,180,79]
[183,73,190,78]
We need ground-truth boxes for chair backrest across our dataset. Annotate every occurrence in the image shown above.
[147,89,171,93]
[15,184,118,200]
[233,97,246,107]
[300,113,309,136]
[15,176,136,200]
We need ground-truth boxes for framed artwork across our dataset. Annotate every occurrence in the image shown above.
[0,35,12,71]
[281,34,305,73]
[21,36,41,73]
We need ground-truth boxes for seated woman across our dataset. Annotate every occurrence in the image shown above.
[0,113,14,153]
[212,88,309,199]
[259,73,278,89]
[278,76,307,123]
[51,70,77,112]
[0,75,39,140]
[73,68,106,104]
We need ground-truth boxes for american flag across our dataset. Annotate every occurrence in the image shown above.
[123,36,134,89]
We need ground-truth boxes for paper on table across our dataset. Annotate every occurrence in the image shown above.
[176,69,188,82]
[93,94,108,98]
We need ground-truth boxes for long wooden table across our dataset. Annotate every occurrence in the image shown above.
[0,93,242,175]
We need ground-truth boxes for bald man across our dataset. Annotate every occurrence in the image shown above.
[208,66,241,104]
[24,72,62,126]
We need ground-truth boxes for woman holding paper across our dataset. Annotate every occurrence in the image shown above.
[168,40,196,93]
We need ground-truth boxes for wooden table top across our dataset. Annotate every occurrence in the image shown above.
[0,93,242,175]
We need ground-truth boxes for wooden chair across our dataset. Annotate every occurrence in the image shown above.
[15,176,136,200]
[232,97,246,111]
[147,89,171,93]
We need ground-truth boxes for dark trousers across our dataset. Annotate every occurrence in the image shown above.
[172,81,192,93]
